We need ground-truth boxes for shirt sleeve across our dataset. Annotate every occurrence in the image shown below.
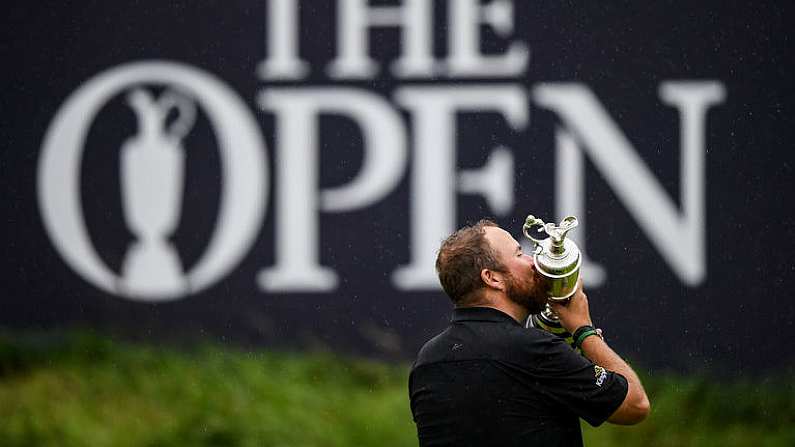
[520,332,629,427]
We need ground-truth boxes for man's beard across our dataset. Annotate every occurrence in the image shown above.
[505,270,547,314]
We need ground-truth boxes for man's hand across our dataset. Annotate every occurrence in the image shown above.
[549,279,592,334]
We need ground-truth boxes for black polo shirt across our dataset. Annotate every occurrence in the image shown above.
[409,307,628,447]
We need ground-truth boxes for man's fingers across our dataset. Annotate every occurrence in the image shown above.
[549,301,566,312]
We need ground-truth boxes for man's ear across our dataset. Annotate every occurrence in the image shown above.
[480,268,505,291]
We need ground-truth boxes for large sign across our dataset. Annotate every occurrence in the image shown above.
[2,1,793,374]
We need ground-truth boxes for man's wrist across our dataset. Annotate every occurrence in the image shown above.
[572,325,604,349]
[565,320,593,335]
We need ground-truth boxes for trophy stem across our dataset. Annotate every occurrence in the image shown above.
[530,304,575,347]
[540,304,559,322]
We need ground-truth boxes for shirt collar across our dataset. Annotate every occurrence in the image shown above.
[451,306,523,326]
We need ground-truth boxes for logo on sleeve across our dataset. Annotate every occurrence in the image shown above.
[594,366,608,387]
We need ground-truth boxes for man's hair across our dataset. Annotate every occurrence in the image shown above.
[435,219,506,306]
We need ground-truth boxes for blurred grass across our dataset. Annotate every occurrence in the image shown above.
[0,332,793,447]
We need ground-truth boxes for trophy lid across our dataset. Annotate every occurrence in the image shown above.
[544,216,578,254]
[523,215,581,275]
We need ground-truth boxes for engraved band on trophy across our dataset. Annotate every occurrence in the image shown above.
[120,88,196,298]
[522,214,582,347]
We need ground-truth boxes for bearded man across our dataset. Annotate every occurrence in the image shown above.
[409,220,649,446]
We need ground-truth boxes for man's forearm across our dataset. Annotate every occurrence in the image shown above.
[580,336,641,389]
[548,283,649,424]
[580,335,650,424]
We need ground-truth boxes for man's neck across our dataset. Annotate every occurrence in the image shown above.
[491,300,530,325]
[461,294,529,325]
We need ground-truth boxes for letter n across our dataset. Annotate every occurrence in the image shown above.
[533,82,725,286]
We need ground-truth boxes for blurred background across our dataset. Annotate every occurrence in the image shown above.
[1,1,793,445]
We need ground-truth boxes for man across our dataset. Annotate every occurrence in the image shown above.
[409,220,650,446]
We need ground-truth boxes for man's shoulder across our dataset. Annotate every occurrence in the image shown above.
[490,323,572,361]
[478,319,564,347]
[412,327,455,366]
[412,321,566,369]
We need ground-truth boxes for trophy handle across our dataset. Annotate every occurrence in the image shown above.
[522,215,547,250]
[157,90,196,141]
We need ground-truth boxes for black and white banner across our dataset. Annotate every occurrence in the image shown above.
[2,1,793,374]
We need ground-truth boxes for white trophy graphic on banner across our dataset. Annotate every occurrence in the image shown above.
[120,88,196,297]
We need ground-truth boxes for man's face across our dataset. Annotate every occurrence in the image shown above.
[484,226,547,314]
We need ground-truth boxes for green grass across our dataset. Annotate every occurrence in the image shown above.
[582,372,795,447]
[0,332,793,447]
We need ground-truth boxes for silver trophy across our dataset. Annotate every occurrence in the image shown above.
[522,214,582,346]
[119,88,196,298]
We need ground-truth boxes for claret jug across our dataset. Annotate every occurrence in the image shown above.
[522,215,582,346]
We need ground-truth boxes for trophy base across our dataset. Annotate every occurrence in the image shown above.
[120,241,186,299]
